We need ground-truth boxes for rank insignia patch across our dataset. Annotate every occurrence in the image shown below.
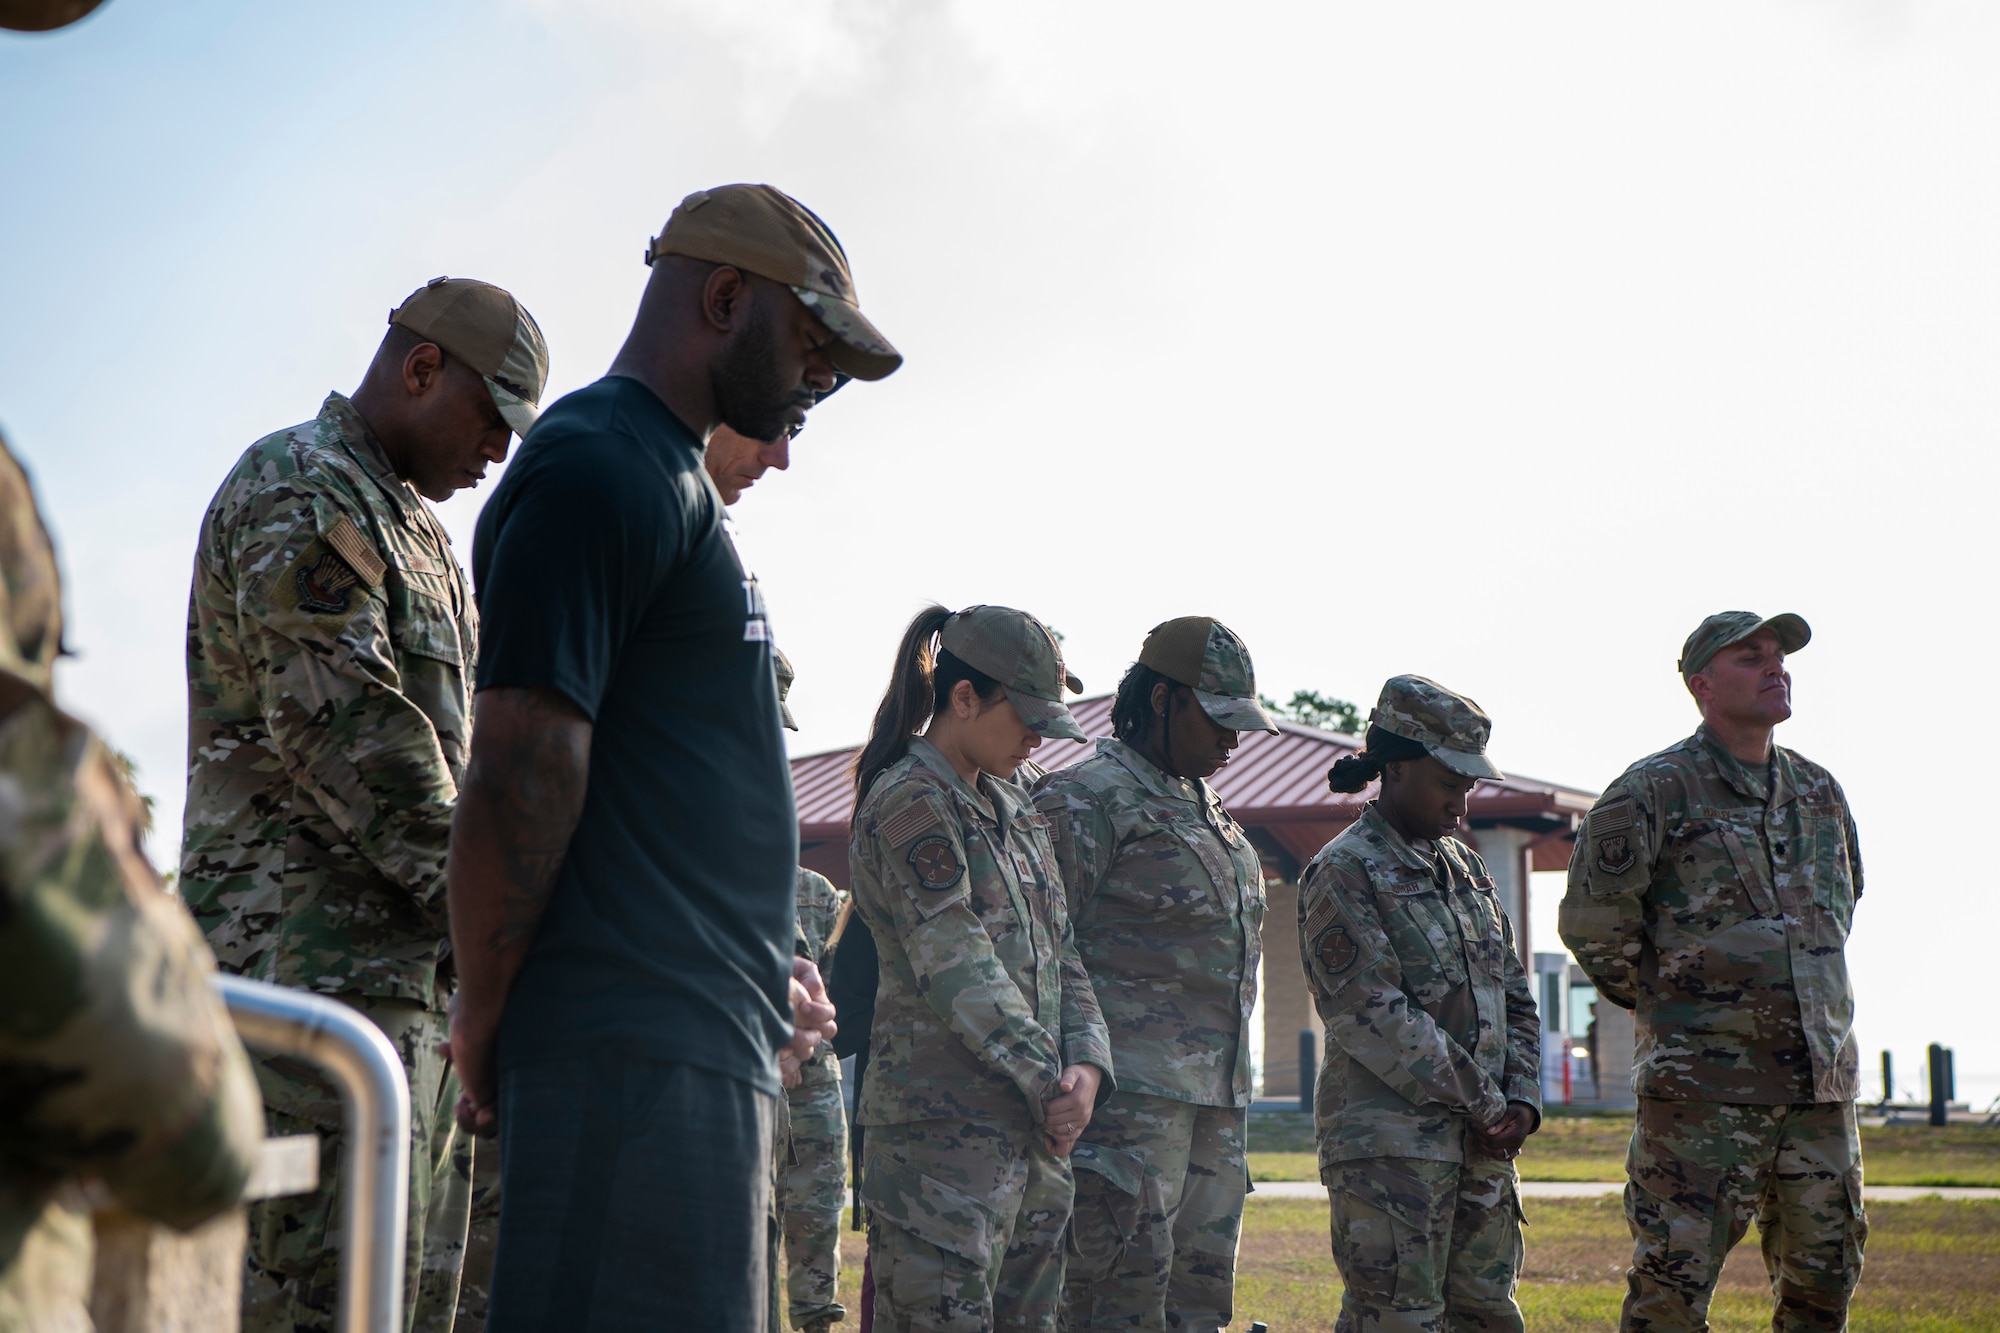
[908,835,964,892]
[1314,925,1358,975]
[1597,834,1636,876]
[296,552,361,615]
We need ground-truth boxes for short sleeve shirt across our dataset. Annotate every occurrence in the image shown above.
[472,376,796,1093]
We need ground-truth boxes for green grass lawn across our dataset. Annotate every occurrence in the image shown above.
[1246,1110,2000,1186]
[821,1193,2000,1329]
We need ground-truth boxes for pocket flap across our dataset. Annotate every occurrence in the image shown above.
[1070,1141,1146,1198]
[861,1154,997,1266]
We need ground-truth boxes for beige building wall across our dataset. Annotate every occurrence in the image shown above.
[1258,877,1323,1099]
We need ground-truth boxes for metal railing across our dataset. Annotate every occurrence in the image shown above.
[214,975,411,1333]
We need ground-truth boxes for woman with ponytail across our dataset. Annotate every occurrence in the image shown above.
[848,604,1112,1332]
[1300,675,1542,1333]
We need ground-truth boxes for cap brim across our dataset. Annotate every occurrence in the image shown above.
[778,699,799,731]
[1752,612,1812,656]
[1193,688,1280,735]
[791,286,903,381]
[1006,687,1088,743]
[1431,746,1504,781]
[487,378,540,436]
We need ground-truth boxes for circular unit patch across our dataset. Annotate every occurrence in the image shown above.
[1314,925,1358,974]
[907,835,965,891]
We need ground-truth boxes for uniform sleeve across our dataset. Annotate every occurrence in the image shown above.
[1048,855,1114,1095]
[1298,859,1508,1128]
[0,704,263,1229]
[1032,776,1116,919]
[1835,777,1864,902]
[863,788,1065,1123]
[1557,780,1658,1010]
[228,490,459,926]
[1495,887,1544,1119]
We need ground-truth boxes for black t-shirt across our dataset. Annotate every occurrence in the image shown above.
[471,375,796,1093]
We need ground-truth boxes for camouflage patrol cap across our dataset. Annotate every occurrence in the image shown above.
[773,647,799,731]
[0,430,64,700]
[1678,610,1811,680]
[1369,675,1503,780]
[1137,617,1279,734]
[647,185,903,382]
[389,278,549,436]
[939,606,1087,742]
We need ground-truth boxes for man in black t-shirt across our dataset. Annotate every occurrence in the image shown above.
[447,184,901,1331]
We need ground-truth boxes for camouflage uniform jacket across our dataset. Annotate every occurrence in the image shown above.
[181,393,476,1011]
[1299,802,1541,1167]
[795,866,846,1089]
[849,737,1113,1127]
[1558,726,1862,1104]
[1032,738,1264,1107]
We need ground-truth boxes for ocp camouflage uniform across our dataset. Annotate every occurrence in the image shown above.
[181,392,479,1332]
[851,736,1113,1332]
[1560,722,1866,1333]
[783,867,851,1331]
[1300,803,1541,1333]
[1033,738,1263,1332]
[0,431,264,1332]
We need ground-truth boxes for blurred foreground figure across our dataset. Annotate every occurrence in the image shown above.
[449,184,892,1332]
[1301,676,1541,1333]
[1560,613,1866,1333]
[179,278,547,1332]
[0,0,106,31]
[0,429,263,1332]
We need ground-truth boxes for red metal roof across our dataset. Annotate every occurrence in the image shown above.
[793,694,1596,872]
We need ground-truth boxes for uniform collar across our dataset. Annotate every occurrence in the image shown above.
[319,393,420,523]
[1357,800,1443,875]
[907,735,1028,828]
[1098,737,1209,809]
[1693,725,1795,807]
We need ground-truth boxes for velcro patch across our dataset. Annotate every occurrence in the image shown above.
[907,835,965,892]
[1314,925,1359,975]
[1591,798,1634,835]
[881,794,946,849]
[1302,896,1335,938]
[324,517,386,589]
[1596,834,1637,876]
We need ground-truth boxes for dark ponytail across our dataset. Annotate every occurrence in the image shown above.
[1326,723,1429,794]
[853,605,1005,809]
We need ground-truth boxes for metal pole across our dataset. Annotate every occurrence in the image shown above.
[1945,1047,1957,1103]
[1881,1050,1893,1108]
[1297,1029,1315,1116]
[215,975,411,1333]
[1929,1042,1949,1127]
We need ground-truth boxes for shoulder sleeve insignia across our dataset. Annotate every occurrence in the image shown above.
[1302,895,1335,937]
[880,793,946,849]
[324,516,386,588]
[295,551,361,615]
[1314,925,1359,975]
[1590,796,1634,835]
[906,835,965,892]
[1596,834,1636,876]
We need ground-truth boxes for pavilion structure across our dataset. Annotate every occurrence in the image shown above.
[790,694,1600,1100]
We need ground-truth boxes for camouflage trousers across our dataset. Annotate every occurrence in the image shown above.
[1622,1098,1865,1333]
[1061,1092,1248,1332]
[1324,1154,1525,1333]
[863,1118,1073,1332]
[782,1066,850,1329]
[242,994,473,1333]
[451,1145,502,1333]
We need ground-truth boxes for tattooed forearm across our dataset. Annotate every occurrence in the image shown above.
[448,686,593,1019]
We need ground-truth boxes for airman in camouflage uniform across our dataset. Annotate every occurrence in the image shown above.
[1300,677,1541,1333]
[0,428,264,1332]
[1032,617,1276,1332]
[180,278,546,1333]
[784,865,852,1332]
[850,605,1113,1332]
[1559,612,1865,1333]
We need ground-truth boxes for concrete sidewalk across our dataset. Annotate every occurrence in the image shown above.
[1250,1180,2000,1202]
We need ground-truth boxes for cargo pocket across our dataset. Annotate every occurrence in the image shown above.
[1839,1163,1868,1284]
[1327,1161,1450,1307]
[1626,1110,1728,1292]
[1066,1142,1147,1271]
[863,1152,1000,1333]
[860,1152,999,1269]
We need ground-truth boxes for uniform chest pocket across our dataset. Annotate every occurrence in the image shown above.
[1465,878,1510,974]
[385,566,467,668]
[1797,804,1856,929]
[1663,818,1770,923]
[1378,879,1465,991]
[1164,816,1240,916]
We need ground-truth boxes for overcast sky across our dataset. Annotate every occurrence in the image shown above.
[5,0,1993,1107]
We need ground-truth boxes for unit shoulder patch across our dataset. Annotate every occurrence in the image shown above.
[1596,834,1637,876]
[907,835,965,892]
[1314,925,1359,975]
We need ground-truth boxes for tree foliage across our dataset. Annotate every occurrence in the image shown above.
[1259,689,1362,734]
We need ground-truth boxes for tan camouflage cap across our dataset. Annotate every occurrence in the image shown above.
[939,605,1086,742]
[1369,674,1503,780]
[773,647,799,731]
[389,277,549,436]
[0,430,64,701]
[1678,610,1811,680]
[1137,616,1278,734]
[0,0,105,29]
[647,185,903,382]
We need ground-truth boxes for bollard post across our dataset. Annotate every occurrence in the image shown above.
[1945,1047,1957,1102]
[1298,1030,1315,1115]
[1881,1050,1893,1108]
[1929,1043,1949,1127]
